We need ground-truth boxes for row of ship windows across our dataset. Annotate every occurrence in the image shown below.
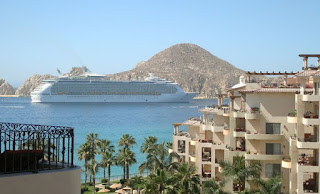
[51,87,177,93]
[52,92,162,95]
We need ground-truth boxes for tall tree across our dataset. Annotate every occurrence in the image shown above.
[258,175,282,194]
[172,163,200,194]
[202,178,228,194]
[100,152,115,185]
[140,136,158,154]
[219,155,262,192]
[77,142,91,189]
[97,139,114,180]
[139,142,179,174]
[118,134,136,150]
[117,148,137,181]
[145,169,174,194]
[86,133,99,193]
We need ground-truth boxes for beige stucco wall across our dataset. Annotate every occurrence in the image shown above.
[0,166,81,194]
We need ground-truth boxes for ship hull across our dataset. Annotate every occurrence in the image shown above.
[31,93,198,103]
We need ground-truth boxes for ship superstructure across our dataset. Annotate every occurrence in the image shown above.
[31,73,198,103]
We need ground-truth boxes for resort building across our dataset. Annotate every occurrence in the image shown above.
[0,122,81,194]
[172,54,320,193]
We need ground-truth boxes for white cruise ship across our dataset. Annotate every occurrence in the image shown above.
[31,73,198,103]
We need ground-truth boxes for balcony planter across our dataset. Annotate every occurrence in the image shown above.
[281,159,291,168]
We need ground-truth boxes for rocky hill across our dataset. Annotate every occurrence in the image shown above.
[108,43,246,97]
[0,79,15,95]
[12,43,284,97]
[15,74,57,96]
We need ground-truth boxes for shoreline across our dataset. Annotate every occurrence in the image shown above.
[0,95,20,97]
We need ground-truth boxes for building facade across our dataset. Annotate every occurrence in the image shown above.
[172,55,320,193]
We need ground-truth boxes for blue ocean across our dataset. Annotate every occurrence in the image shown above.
[0,97,218,180]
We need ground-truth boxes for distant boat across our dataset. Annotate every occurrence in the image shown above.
[31,73,198,103]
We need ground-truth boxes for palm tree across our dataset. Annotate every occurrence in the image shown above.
[145,169,174,194]
[139,142,179,174]
[100,152,115,185]
[219,155,262,192]
[86,133,99,193]
[117,148,137,181]
[140,136,158,154]
[77,142,91,189]
[118,134,136,150]
[172,162,200,194]
[202,178,228,194]
[88,162,100,194]
[97,139,114,180]
[258,175,281,194]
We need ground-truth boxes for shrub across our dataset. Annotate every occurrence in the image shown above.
[120,179,126,184]
[81,187,88,193]
[87,182,94,186]
[100,178,108,183]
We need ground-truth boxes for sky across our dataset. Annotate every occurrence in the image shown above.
[0,1,320,87]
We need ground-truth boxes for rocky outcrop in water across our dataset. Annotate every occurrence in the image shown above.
[0,79,15,95]
[15,74,57,96]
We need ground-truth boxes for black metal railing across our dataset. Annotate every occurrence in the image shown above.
[0,122,74,174]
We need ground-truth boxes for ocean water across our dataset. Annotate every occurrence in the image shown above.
[0,97,221,179]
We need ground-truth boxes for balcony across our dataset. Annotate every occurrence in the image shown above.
[199,139,213,148]
[223,108,230,117]
[281,158,291,169]
[245,153,283,161]
[302,118,320,126]
[303,94,320,102]
[287,112,297,123]
[0,122,75,174]
[233,128,246,137]
[297,138,320,149]
[233,111,245,118]
[212,125,224,132]
[245,133,283,140]
[202,152,211,163]
[245,108,260,120]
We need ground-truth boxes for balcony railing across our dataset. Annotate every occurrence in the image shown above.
[0,122,74,174]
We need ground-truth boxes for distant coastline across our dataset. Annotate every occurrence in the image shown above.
[0,95,20,97]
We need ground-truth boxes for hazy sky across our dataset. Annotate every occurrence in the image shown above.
[1,1,319,87]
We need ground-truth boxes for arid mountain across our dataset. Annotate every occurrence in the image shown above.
[108,43,246,97]
[13,43,285,97]
[0,79,15,95]
[15,74,57,96]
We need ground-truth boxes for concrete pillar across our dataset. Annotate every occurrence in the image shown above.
[284,75,288,86]
[303,57,308,69]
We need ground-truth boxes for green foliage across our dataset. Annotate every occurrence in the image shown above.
[202,178,227,194]
[219,155,262,192]
[100,178,108,183]
[120,178,126,185]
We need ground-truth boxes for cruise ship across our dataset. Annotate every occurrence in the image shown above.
[31,73,198,103]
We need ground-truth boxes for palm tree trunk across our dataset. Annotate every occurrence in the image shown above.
[103,168,106,179]
[84,160,88,188]
[108,166,111,185]
[123,165,126,180]
[92,176,95,194]
[126,163,129,181]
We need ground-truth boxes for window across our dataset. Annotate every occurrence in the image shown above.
[265,164,281,178]
[266,143,281,155]
[266,123,280,134]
